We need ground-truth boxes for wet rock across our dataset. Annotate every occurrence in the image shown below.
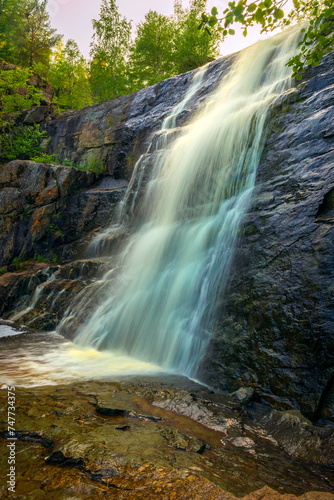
[200,51,334,420]
[0,263,51,316]
[0,160,127,265]
[231,387,254,405]
[3,278,89,330]
[246,403,334,465]
[45,56,233,178]
[45,450,85,467]
[0,380,333,499]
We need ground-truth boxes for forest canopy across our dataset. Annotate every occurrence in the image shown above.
[0,0,221,109]
[0,0,332,113]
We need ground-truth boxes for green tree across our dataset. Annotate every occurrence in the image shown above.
[129,0,221,92]
[200,0,334,79]
[174,0,220,73]
[129,11,177,89]
[49,39,92,110]
[0,67,42,126]
[0,0,25,63]
[15,0,62,67]
[0,66,45,160]
[90,0,131,101]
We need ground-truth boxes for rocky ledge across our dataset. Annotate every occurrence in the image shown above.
[0,378,334,500]
[0,160,128,265]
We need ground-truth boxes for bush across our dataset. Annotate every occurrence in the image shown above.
[0,124,46,160]
[30,153,59,163]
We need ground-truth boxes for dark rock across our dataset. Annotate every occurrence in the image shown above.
[45,450,85,468]
[199,52,334,420]
[96,407,127,417]
[45,56,233,178]
[22,105,56,124]
[5,430,54,448]
[0,160,127,265]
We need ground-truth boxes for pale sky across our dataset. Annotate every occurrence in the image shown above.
[46,0,291,60]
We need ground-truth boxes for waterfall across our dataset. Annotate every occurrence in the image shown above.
[66,28,301,378]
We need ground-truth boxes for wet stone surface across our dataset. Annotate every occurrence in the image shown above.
[0,378,333,499]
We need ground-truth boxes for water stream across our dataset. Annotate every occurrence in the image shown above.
[61,27,302,378]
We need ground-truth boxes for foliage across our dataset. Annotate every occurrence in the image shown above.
[90,0,131,101]
[10,254,58,270]
[0,123,46,160]
[0,67,42,125]
[129,0,220,91]
[173,0,221,73]
[0,66,46,160]
[0,0,62,67]
[76,157,105,173]
[30,152,58,163]
[129,11,176,89]
[0,0,26,63]
[49,40,92,110]
[200,0,334,79]
[15,0,62,67]
[285,1,334,79]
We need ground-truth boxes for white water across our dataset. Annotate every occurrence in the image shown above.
[63,28,301,379]
[0,331,161,388]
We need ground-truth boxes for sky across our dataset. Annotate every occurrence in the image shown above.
[46,0,281,60]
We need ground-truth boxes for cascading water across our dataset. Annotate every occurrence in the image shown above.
[65,27,301,379]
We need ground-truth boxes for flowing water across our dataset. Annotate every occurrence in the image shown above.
[60,27,302,379]
[0,28,302,388]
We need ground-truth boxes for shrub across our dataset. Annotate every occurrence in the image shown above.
[0,124,46,160]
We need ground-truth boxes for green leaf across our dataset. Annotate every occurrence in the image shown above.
[233,5,244,16]
[229,28,236,35]
[247,3,257,13]
[254,8,265,23]
[273,8,284,19]
[211,6,219,16]
[243,28,248,37]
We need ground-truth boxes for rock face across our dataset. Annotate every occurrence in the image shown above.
[0,160,127,265]
[200,52,334,421]
[0,46,333,422]
[45,56,231,178]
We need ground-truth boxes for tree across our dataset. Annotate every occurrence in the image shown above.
[90,0,131,101]
[0,67,41,124]
[49,40,92,110]
[174,0,221,73]
[200,0,334,79]
[0,0,26,63]
[13,0,62,67]
[0,66,45,160]
[129,0,221,92]
[129,11,177,89]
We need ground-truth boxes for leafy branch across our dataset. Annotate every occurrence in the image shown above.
[199,0,334,79]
